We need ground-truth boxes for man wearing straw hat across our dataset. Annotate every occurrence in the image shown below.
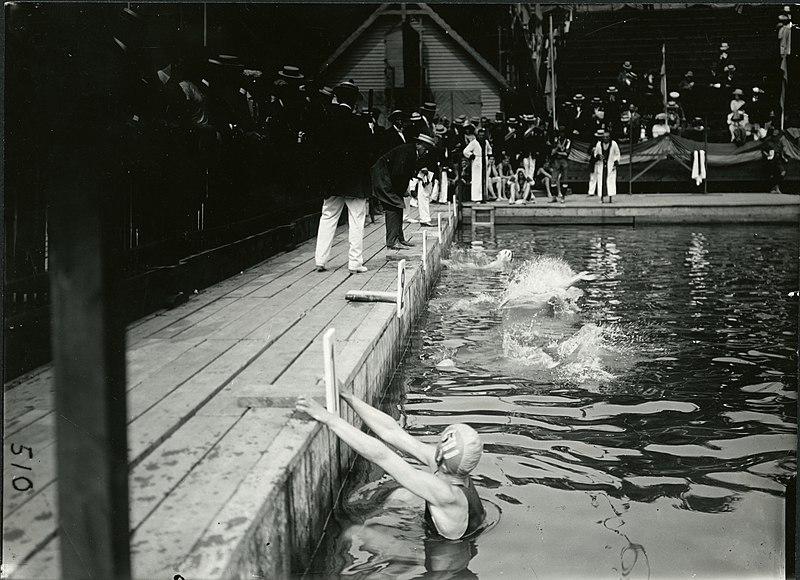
[296,386,486,540]
[314,81,372,274]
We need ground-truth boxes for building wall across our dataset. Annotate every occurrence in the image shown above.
[325,14,503,117]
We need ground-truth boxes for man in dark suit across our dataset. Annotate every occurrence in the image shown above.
[380,109,407,154]
[314,81,373,273]
[371,133,436,250]
[419,101,437,137]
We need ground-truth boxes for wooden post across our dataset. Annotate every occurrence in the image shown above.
[437,213,442,243]
[44,5,132,578]
[396,259,406,317]
[422,230,428,272]
[322,328,339,415]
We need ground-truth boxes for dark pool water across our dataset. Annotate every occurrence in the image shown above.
[310,224,798,580]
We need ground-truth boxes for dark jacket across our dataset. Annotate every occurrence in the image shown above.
[322,103,373,198]
[371,143,419,209]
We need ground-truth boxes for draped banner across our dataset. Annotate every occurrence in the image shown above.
[568,134,800,167]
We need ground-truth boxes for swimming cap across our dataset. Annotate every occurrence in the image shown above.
[435,424,483,475]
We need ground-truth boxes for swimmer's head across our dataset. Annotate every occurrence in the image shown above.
[435,424,483,476]
[496,249,513,263]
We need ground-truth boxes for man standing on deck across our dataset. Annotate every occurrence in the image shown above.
[371,133,436,250]
[296,387,486,540]
[314,81,373,274]
[591,130,621,204]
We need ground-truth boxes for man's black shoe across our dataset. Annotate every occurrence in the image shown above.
[387,245,407,250]
[399,240,415,247]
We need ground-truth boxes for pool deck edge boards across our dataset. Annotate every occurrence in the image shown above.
[2,209,455,580]
[462,193,800,225]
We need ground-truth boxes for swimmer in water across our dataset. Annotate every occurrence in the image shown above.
[443,249,513,271]
[296,389,485,540]
[498,270,597,309]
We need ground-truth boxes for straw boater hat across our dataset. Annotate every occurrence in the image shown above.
[319,86,333,97]
[415,133,436,148]
[409,112,423,122]
[732,88,744,96]
[433,124,447,136]
[521,114,535,122]
[333,80,359,105]
[669,91,680,99]
[594,129,605,138]
[606,86,618,94]
[685,70,694,78]
[573,93,585,102]
[667,100,678,109]
[656,112,668,120]
[622,61,633,70]
[421,101,437,113]
[719,42,730,51]
[724,64,736,73]
[752,87,764,94]
[278,65,304,81]
[455,114,467,124]
[506,116,518,125]
[388,109,404,121]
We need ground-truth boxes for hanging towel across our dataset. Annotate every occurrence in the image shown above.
[691,150,707,186]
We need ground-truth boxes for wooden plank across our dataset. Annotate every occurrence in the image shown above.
[130,410,290,579]
[2,488,58,578]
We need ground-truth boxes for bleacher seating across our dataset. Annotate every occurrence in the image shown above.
[557,5,782,130]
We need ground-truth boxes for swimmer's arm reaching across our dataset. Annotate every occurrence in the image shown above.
[338,389,436,468]
[564,271,598,288]
[296,396,462,508]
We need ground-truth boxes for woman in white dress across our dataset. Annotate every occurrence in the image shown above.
[463,126,484,202]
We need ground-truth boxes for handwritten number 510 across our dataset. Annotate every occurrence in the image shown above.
[10,444,34,492]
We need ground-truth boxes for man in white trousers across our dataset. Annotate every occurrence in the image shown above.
[315,81,373,273]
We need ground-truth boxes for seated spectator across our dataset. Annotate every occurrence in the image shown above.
[727,108,749,145]
[666,100,683,134]
[487,152,501,200]
[683,117,706,141]
[499,150,514,198]
[620,103,642,144]
[517,167,534,203]
[748,87,769,140]
[507,172,520,204]
[652,113,670,138]
[537,158,560,203]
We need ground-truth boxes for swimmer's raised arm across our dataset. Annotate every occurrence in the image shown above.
[339,388,436,468]
[296,396,462,508]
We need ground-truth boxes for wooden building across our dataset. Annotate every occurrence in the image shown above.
[319,3,512,120]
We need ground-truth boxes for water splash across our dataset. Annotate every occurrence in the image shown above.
[500,255,589,312]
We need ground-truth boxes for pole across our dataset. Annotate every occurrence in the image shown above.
[703,117,709,194]
[203,3,207,48]
[422,230,427,272]
[322,328,339,415]
[48,5,131,577]
[549,14,557,128]
[628,115,633,194]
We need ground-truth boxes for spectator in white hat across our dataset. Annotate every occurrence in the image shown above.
[730,88,745,114]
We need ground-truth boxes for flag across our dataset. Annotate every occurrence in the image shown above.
[660,43,667,110]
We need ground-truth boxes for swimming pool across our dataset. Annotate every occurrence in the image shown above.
[309,224,797,580]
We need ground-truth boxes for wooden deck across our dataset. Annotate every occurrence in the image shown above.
[463,193,800,225]
[2,205,455,579]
